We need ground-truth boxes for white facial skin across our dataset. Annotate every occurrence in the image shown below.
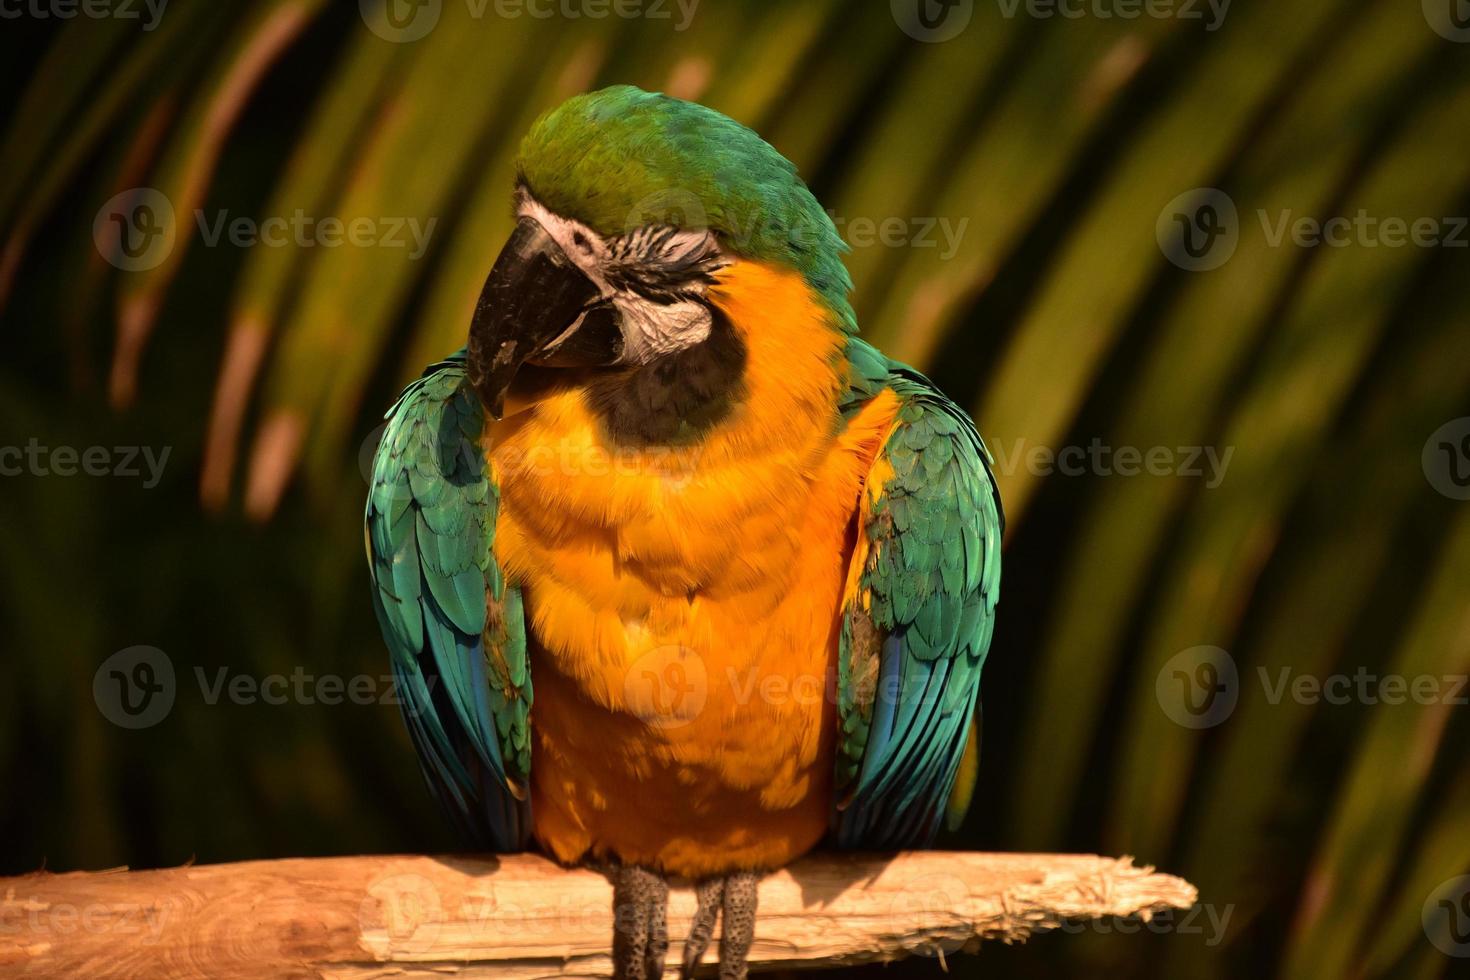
[516,189,728,365]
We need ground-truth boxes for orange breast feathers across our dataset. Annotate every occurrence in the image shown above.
[483,260,900,877]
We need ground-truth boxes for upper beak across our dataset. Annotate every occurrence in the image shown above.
[467,216,603,418]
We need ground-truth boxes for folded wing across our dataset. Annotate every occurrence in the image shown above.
[833,347,1003,848]
[365,352,532,850]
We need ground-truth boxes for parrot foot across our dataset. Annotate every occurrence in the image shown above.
[612,865,670,980]
[679,870,759,980]
[679,877,724,977]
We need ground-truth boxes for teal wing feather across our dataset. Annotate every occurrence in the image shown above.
[364,350,532,850]
[832,340,1003,848]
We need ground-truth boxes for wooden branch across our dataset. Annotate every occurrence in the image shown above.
[1,852,1196,978]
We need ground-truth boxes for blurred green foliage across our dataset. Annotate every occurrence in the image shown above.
[1,1,1468,977]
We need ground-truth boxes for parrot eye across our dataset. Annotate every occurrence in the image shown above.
[507,184,727,367]
[512,183,723,301]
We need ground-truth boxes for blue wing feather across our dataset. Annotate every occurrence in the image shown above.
[366,351,531,851]
[833,342,1003,849]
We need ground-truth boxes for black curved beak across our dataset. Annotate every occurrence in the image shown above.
[466,217,613,419]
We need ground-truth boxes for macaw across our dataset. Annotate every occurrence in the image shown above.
[366,85,1002,979]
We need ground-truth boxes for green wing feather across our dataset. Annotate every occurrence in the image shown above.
[365,351,532,849]
[833,339,1003,847]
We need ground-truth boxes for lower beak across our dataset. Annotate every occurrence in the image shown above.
[466,217,605,418]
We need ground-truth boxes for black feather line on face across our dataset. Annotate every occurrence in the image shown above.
[605,224,726,304]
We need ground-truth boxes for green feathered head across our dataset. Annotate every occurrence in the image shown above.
[516,85,855,331]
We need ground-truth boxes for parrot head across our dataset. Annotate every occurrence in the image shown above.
[467,84,854,419]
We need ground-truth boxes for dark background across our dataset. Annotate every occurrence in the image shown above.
[2,1,1469,977]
